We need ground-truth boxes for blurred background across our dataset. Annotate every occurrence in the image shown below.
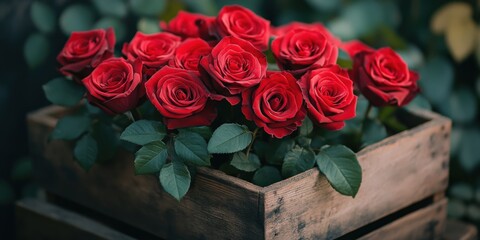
[1,0,479,238]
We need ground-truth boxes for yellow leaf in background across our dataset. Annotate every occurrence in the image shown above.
[446,18,477,62]
[431,2,472,34]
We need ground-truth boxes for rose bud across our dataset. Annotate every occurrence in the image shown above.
[270,22,341,47]
[299,65,357,130]
[343,41,419,107]
[122,32,181,78]
[199,36,267,105]
[145,66,217,129]
[160,11,215,39]
[169,38,212,72]
[57,28,115,82]
[242,71,306,138]
[214,5,270,51]
[271,28,338,77]
[82,58,145,115]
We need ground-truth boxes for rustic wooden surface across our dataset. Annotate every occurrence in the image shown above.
[444,220,478,240]
[15,198,135,240]
[359,199,447,239]
[27,106,451,240]
[261,109,451,239]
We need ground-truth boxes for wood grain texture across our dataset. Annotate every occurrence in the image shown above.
[15,198,135,240]
[358,198,447,240]
[444,220,478,240]
[27,106,451,240]
[27,106,263,240]
[262,110,451,240]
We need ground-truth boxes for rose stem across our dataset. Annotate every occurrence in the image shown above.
[245,127,260,159]
[131,108,143,121]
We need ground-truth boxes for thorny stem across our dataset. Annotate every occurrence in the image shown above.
[245,127,260,159]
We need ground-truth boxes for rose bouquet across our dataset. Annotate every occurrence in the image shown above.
[43,5,419,200]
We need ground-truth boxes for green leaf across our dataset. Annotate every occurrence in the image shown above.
[252,166,282,187]
[299,117,313,136]
[74,134,98,170]
[253,140,268,159]
[24,33,49,68]
[459,128,480,172]
[30,1,55,33]
[207,124,253,154]
[51,115,90,140]
[120,120,166,145]
[361,119,387,147]
[305,0,339,11]
[59,4,95,35]
[450,183,474,201]
[94,17,127,42]
[134,141,167,174]
[137,18,161,34]
[91,0,128,18]
[174,131,211,166]
[418,57,454,105]
[438,87,477,124]
[43,78,84,107]
[266,138,295,165]
[316,145,362,197]
[405,94,432,111]
[231,152,261,172]
[91,121,118,162]
[160,161,191,201]
[296,136,312,148]
[130,0,167,17]
[282,146,315,178]
[181,126,212,140]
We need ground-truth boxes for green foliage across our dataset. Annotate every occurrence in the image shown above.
[91,121,119,162]
[60,4,95,35]
[30,1,56,33]
[252,166,282,187]
[230,152,260,172]
[299,117,313,136]
[207,124,252,154]
[51,115,90,140]
[137,18,161,34]
[43,78,84,107]
[130,0,167,17]
[160,161,191,200]
[174,131,211,166]
[316,145,362,197]
[282,146,315,178]
[134,141,168,174]
[418,57,454,105]
[265,138,294,165]
[120,120,166,145]
[24,33,49,68]
[94,17,127,42]
[438,87,477,124]
[11,157,33,181]
[92,0,128,18]
[74,133,98,170]
[361,118,387,147]
[182,126,212,140]
[405,94,432,111]
[0,180,14,205]
[459,128,480,172]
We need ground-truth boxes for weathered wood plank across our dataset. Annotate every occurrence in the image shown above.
[27,106,263,240]
[262,111,451,239]
[15,198,135,240]
[359,198,447,240]
[444,220,478,240]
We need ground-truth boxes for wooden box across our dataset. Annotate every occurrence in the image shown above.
[27,106,451,239]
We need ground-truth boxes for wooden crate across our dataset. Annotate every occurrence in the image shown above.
[27,106,451,240]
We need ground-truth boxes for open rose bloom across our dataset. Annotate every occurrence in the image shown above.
[50,5,420,200]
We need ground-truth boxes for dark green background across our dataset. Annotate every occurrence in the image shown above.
[1,0,479,238]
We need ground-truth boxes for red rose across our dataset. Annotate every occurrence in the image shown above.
[242,71,306,138]
[160,11,214,39]
[145,66,217,129]
[122,32,181,76]
[199,36,267,105]
[299,65,357,130]
[343,41,419,107]
[214,5,270,51]
[271,28,338,77]
[57,28,115,82]
[271,22,341,46]
[82,58,144,115]
[169,38,211,72]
